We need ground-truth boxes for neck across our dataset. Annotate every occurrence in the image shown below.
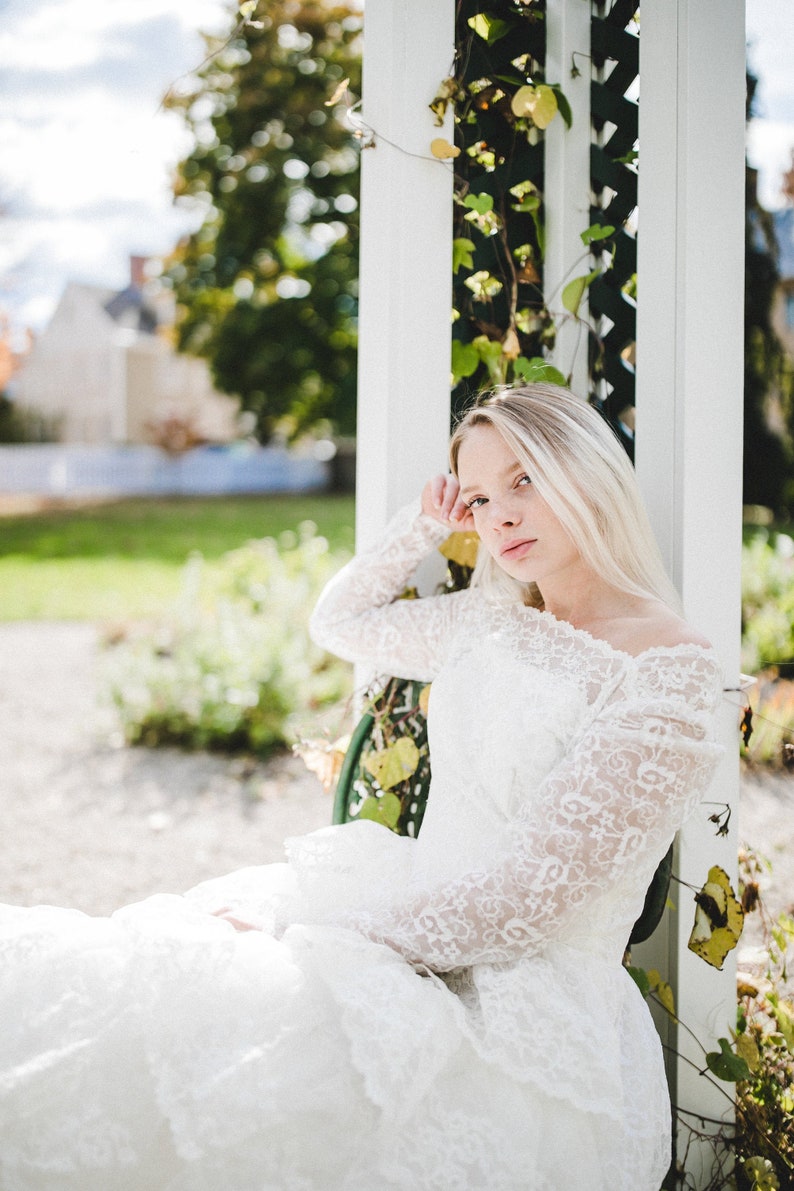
[537,570,638,628]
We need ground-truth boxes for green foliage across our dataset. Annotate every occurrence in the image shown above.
[744,73,794,512]
[733,852,794,1188]
[0,495,355,621]
[632,850,794,1191]
[741,530,794,673]
[166,1,362,441]
[448,0,559,408]
[0,394,59,443]
[104,525,352,756]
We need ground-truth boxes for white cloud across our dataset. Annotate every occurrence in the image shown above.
[0,0,230,332]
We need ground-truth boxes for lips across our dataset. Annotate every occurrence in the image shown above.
[500,538,537,559]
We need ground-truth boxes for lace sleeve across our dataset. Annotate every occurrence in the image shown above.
[309,501,468,681]
[339,650,724,971]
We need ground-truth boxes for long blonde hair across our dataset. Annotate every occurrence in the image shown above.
[449,384,683,613]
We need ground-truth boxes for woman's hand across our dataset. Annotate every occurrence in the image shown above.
[421,475,473,531]
[211,907,262,933]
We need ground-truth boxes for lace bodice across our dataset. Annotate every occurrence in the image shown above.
[310,503,724,973]
[0,507,724,1190]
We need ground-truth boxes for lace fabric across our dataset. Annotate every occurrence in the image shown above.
[0,502,724,1191]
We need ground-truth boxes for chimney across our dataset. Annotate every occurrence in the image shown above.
[130,255,148,290]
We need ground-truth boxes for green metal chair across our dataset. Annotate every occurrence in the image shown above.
[331,677,672,947]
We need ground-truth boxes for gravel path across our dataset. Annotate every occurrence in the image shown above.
[0,622,328,914]
[1,623,792,947]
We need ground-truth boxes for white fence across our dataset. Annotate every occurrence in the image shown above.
[0,444,330,498]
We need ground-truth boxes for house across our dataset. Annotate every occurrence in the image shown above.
[12,258,239,446]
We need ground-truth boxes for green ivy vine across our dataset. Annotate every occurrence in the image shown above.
[440,0,614,416]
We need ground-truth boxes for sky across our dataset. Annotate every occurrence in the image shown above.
[0,0,793,341]
[0,0,230,338]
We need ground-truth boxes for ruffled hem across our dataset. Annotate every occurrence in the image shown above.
[0,822,671,1190]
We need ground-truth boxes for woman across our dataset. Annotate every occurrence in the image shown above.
[0,384,722,1191]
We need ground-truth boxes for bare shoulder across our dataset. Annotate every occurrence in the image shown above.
[605,601,713,658]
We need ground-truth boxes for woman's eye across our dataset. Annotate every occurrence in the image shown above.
[466,496,487,510]
[517,475,532,488]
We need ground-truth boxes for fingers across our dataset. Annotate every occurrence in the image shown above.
[211,907,261,933]
[421,475,473,529]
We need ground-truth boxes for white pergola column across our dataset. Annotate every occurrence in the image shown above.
[544,1,592,397]
[355,0,455,549]
[635,0,745,1180]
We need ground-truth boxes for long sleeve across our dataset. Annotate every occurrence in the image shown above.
[309,501,471,681]
[338,649,724,971]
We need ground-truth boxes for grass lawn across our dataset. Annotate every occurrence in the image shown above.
[0,494,355,621]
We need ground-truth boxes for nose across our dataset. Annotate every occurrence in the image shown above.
[485,496,519,530]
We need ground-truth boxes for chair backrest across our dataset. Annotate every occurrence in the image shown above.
[333,684,673,947]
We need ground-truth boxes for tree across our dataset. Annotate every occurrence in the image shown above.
[166,1,362,442]
[744,72,794,511]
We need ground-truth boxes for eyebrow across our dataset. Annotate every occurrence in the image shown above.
[460,462,524,498]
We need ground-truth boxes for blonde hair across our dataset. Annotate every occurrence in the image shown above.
[449,383,683,613]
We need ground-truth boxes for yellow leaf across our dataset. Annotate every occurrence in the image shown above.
[430,137,460,160]
[647,969,676,1019]
[688,865,744,970]
[510,84,558,129]
[296,735,349,792]
[363,737,420,791]
[735,1032,761,1073]
[418,685,432,716]
[502,326,521,360]
[326,78,350,107]
[439,531,480,569]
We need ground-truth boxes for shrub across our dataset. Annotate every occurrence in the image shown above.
[742,531,794,674]
[103,524,352,756]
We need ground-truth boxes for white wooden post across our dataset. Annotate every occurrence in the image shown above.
[355,0,455,550]
[544,1,591,397]
[635,0,745,1181]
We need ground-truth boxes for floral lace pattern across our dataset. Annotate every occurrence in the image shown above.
[0,504,724,1191]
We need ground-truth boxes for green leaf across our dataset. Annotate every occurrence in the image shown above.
[625,965,651,998]
[512,195,540,213]
[768,993,794,1052]
[580,223,616,246]
[561,269,601,316]
[493,73,527,87]
[467,13,512,43]
[614,148,638,166]
[472,335,507,385]
[463,192,494,216]
[452,238,476,274]
[513,357,566,386]
[378,791,402,829]
[451,339,480,383]
[705,1037,752,1083]
[363,736,420,791]
[357,792,402,830]
[550,85,573,129]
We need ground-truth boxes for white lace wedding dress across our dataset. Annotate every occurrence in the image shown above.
[0,506,723,1191]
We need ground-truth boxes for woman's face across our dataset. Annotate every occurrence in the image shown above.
[455,423,584,589]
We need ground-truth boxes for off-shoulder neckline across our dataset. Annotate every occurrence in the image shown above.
[521,603,718,665]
